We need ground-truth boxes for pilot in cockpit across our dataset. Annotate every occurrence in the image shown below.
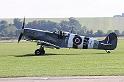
[53,30,65,39]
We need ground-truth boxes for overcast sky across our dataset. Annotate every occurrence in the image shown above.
[0,0,124,18]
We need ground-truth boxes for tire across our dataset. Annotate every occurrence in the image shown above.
[35,49,45,56]
[73,35,82,45]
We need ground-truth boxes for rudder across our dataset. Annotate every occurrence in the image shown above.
[98,32,118,50]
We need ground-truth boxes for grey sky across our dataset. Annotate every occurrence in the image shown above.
[0,0,124,18]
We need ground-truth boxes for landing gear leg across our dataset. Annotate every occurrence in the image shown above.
[35,46,45,56]
[105,50,111,53]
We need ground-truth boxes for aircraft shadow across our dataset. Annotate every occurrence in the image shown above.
[14,52,107,57]
[92,53,108,54]
[14,53,79,57]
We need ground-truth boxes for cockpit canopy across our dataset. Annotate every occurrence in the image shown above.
[53,30,69,39]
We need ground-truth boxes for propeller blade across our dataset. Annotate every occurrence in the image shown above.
[18,33,23,43]
[22,17,25,29]
[18,17,25,43]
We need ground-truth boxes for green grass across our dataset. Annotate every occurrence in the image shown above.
[0,40,124,77]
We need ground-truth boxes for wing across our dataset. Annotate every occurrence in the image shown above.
[37,41,60,49]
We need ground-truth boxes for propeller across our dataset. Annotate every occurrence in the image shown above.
[18,18,25,43]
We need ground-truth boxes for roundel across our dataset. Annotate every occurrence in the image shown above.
[73,35,82,45]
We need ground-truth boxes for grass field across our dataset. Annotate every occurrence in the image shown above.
[0,39,124,77]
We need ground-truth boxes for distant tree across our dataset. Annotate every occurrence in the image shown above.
[13,18,22,29]
[121,31,124,36]
[0,20,18,37]
[68,17,82,34]
[26,20,60,32]
[94,30,104,37]
[0,20,8,32]
[59,17,85,35]
[0,20,9,37]
[107,30,113,34]
[59,20,70,32]
[86,30,93,37]
[114,30,120,36]
[26,18,89,36]
[81,26,88,36]
[2,24,17,37]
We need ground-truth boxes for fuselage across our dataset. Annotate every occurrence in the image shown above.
[23,28,117,50]
[23,28,99,49]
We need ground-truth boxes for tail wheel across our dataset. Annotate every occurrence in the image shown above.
[35,49,45,56]
[105,50,111,53]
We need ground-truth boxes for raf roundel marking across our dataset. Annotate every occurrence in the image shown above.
[73,35,82,45]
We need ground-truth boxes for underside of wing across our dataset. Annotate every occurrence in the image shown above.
[37,41,60,49]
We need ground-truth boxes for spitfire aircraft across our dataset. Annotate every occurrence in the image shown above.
[18,18,118,55]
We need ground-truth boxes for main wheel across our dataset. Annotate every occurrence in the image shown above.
[35,49,45,56]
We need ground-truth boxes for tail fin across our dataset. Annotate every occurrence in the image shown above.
[98,32,118,50]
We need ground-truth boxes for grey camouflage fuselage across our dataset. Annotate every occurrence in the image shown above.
[23,28,117,50]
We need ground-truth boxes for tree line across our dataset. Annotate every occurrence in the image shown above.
[0,17,124,40]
